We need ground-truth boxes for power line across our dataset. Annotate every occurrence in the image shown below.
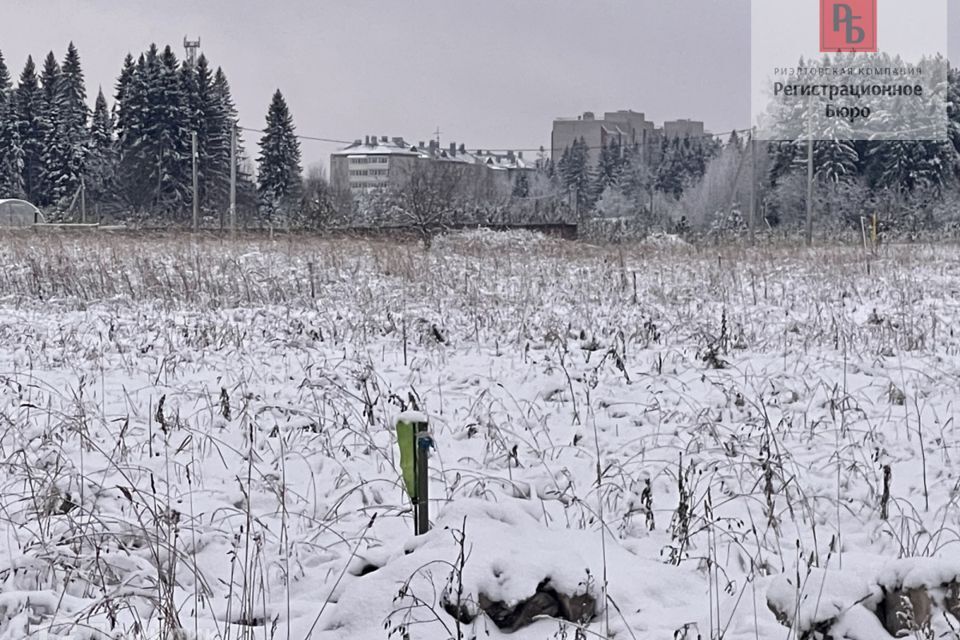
[237,125,353,146]
[237,124,757,154]
[472,127,758,154]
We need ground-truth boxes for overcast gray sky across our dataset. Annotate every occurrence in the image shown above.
[3,0,957,167]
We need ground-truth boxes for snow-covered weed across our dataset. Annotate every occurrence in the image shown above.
[0,232,957,638]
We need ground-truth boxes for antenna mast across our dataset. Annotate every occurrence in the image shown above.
[183,36,201,66]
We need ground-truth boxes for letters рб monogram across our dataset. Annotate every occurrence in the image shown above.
[820,0,877,52]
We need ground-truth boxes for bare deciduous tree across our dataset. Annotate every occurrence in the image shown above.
[376,159,469,247]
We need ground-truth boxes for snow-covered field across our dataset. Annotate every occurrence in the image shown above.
[0,229,959,640]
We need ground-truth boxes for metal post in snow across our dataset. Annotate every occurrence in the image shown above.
[415,422,430,535]
[396,412,432,535]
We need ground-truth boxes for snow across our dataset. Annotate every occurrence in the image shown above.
[766,568,877,631]
[396,410,430,425]
[0,235,958,639]
[316,498,710,639]
[431,227,554,251]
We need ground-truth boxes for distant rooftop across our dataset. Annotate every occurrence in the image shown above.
[332,135,424,157]
[334,136,532,170]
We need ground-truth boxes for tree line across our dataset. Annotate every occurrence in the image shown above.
[550,60,960,239]
[3,43,960,238]
[0,43,311,227]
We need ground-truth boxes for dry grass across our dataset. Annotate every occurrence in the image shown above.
[0,230,957,639]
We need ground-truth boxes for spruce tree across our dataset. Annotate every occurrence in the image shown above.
[949,68,960,180]
[726,130,742,152]
[190,56,213,211]
[113,54,136,140]
[512,171,530,198]
[815,139,858,184]
[116,51,154,211]
[203,64,242,214]
[154,45,191,217]
[558,138,592,213]
[15,57,43,202]
[557,146,571,188]
[0,97,24,198]
[214,68,257,219]
[256,89,302,224]
[87,88,116,210]
[656,137,686,199]
[593,138,624,205]
[0,50,10,105]
[51,43,89,206]
[0,49,20,196]
[115,44,192,219]
[37,51,64,205]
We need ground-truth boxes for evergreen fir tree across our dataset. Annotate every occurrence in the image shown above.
[768,141,797,186]
[153,45,191,217]
[115,44,193,219]
[726,130,742,152]
[179,56,203,215]
[512,171,530,198]
[655,137,686,198]
[35,52,65,205]
[557,138,592,212]
[0,97,24,197]
[0,50,10,104]
[556,146,571,188]
[115,51,154,211]
[814,139,858,184]
[190,56,214,211]
[256,89,302,224]
[87,88,116,210]
[619,145,654,213]
[866,141,934,194]
[205,65,243,214]
[592,138,624,205]
[0,49,21,196]
[113,53,136,140]
[51,43,89,206]
[15,57,43,202]
[948,68,960,180]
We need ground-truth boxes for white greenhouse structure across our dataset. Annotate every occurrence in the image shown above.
[0,199,45,227]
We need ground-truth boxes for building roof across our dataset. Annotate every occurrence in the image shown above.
[332,137,426,158]
[334,137,532,170]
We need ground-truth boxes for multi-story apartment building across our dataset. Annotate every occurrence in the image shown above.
[550,110,706,167]
[330,135,532,198]
[329,136,422,195]
[663,119,705,140]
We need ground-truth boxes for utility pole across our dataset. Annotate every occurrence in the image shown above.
[749,127,756,246]
[229,123,237,238]
[805,99,814,247]
[157,145,163,209]
[805,132,814,247]
[80,177,87,225]
[192,131,199,232]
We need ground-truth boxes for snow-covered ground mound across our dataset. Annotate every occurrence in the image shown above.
[0,235,957,639]
[640,231,688,247]
[315,499,722,639]
[431,227,553,251]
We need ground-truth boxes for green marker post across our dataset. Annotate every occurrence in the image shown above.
[396,412,432,535]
